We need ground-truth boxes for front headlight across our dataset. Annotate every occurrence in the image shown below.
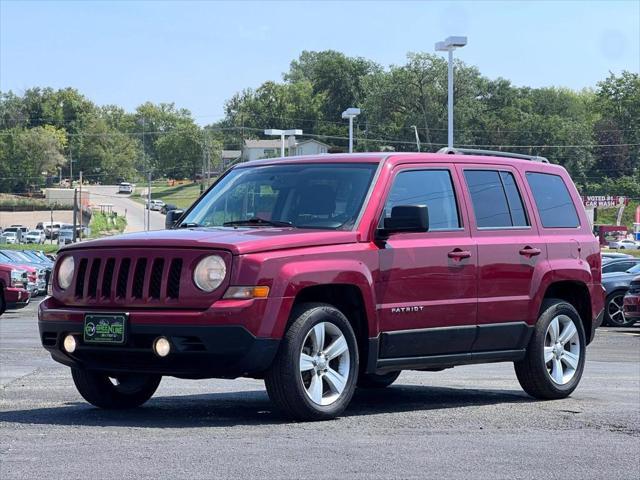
[57,256,75,290]
[193,255,226,292]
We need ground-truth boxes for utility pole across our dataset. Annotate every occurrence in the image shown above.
[72,188,78,243]
[411,125,421,152]
[69,143,73,188]
[50,208,53,245]
[78,171,83,240]
[147,170,152,231]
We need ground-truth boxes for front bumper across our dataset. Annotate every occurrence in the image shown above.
[39,321,279,379]
[5,287,30,309]
[38,296,282,379]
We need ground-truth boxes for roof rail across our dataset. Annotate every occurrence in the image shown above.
[437,147,549,163]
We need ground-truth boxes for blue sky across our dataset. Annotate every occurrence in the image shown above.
[1,0,638,123]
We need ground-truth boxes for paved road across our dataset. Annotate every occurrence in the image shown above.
[84,185,166,232]
[1,300,639,479]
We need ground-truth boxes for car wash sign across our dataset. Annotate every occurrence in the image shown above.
[582,196,629,208]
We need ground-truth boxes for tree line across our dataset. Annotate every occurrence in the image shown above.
[0,50,638,196]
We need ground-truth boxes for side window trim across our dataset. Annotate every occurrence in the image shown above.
[379,167,464,232]
[463,168,531,230]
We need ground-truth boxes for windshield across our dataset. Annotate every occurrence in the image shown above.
[628,264,640,274]
[182,163,378,230]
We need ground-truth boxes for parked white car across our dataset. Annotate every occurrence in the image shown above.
[609,239,640,250]
[118,182,134,194]
[0,231,19,244]
[24,230,46,244]
[146,199,165,211]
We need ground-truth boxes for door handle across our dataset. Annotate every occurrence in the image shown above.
[448,249,472,260]
[519,246,542,257]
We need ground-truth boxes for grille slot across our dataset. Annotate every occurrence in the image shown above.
[87,259,101,298]
[116,258,131,298]
[132,258,147,299]
[167,258,182,299]
[42,332,57,347]
[148,258,165,299]
[74,259,88,297]
[101,258,116,298]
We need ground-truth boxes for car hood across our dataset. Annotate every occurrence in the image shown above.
[61,227,360,255]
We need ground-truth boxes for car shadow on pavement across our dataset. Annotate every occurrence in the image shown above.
[0,384,533,427]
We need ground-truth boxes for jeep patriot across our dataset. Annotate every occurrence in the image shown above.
[39,150,605,420]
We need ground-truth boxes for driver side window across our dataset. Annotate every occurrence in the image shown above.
[381,169,461,230]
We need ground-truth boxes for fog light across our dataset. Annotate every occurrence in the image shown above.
[63,335,77,353]
[153,337,171,357]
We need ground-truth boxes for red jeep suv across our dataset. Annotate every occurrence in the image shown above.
[39,150,605,420]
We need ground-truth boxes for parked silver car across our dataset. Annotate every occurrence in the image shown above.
[608,239,640,250]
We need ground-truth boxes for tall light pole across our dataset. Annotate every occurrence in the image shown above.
[411,125,421,152]
[341,108,360,153]
[435,36,467,149]
[264,129,303,157]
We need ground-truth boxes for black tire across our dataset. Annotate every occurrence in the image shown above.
[71,369,161,409]
[265,303,359,421]
[357,371,401,389]
[604,291,633,327]
[514,299,586,400]
[0,289,6,316]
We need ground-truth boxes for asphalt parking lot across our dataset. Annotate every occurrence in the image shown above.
[1,299,639,479]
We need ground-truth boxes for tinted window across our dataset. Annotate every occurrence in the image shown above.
[381,170,460,230]
[602,261,636,274]
[464,170,529,228]
[526,173,580,228]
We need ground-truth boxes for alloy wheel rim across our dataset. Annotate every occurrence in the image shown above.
[299,322,350,406]
[544,315,581,385]
[607,295,627,325]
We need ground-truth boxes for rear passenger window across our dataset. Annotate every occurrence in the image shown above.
[464,170,529,228]
[382,170,460,230]
[526,172,580,228]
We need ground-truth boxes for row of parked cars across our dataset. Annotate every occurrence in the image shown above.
[0,249,55,315]
[601,252,640,327]
[0,223,88,246]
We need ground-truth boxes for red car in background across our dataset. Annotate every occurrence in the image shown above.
[623,277,640,325]
[0,263,30,315]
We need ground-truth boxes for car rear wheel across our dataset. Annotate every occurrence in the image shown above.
[357,371,401,389]
[514,299,586,400]
[604,291,633,327]
[0,289,6,316]
[265,303,359,421]
[71,369,161,409]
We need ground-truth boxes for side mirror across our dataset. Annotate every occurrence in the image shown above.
[377,205,429,238]
[165,209,184,229]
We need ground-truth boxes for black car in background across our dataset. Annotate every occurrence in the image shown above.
[602,263,640,327]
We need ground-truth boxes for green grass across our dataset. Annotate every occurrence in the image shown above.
[89,212,127,238]
[1,243,59,254]
[605,248,640,258]
[134,182,204,209]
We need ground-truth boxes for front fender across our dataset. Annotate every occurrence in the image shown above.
[239,259,375,339]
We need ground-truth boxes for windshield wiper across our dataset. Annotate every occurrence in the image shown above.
[223,217,294,228]
[178,222,202,228]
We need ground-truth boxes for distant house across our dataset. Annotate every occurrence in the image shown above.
[242,140,282,162]
[242,137,330,161]
[288,138,330,156]
[221,150,242,169]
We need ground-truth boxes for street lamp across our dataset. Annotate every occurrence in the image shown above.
[435,36,467,149]
[341,108,361,153]
[264,129,303,157]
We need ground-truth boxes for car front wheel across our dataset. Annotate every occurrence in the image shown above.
[604,291,634,327]
[265,303,359,421]
[514,299,586,399]
[71,369,161,409]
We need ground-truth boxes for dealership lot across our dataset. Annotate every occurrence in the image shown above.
[1,299,638,479]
